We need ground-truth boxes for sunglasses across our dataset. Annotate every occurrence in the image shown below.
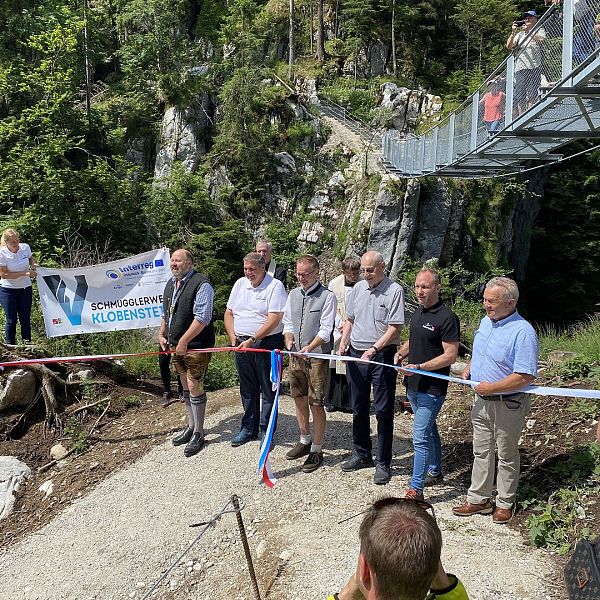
[338,496,436,524]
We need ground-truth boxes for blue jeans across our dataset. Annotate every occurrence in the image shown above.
[0,286,32,344]
[234,333,283,436]
[407,389,445,491]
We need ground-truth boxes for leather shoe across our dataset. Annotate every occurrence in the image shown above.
[172,427,193,446]
[286,441,311,460]
[374,463,391,485]
[302,451,324,473]
[184,433,205,457]
[492,507,513,524]
[341,454,374,472]
[231,431,258,447]
[452,500,494,517]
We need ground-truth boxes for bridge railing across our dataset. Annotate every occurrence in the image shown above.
[383,0,600,176]
[319,96,382,148]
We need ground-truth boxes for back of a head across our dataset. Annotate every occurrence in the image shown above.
[359,501,442,600]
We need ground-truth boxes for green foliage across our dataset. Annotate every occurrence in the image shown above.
[521,444,600,553]
[320,79,378,122]
[540,316,600,366]
[456,177,525,272]
[63,416,88,453]
[556,357,599,382]
[208,66,291,214]
[566,398,600,421]
[205,342,239,391]
[123,394,142,407]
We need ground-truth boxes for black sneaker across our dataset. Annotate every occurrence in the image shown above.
[286,442,311,460]
[374,463,391,485]
[341,454,374,472]
[184,433,205,457]
[172,427,193,446]
[424,472,444,487]
[302,451,323,473]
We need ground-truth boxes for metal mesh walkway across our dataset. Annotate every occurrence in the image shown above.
[382,0,600,178]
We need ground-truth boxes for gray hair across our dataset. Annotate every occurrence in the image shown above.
[486,277,519,302]
[255,239,273,251]
[244,252,266,268]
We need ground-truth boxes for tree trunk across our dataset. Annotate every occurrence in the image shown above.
[82,0,92,129]
[288,0,295,80]
[391,0,397,78]
[465,26,470,74]
[316,0,326,60]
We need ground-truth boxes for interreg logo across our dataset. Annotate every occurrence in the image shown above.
[106,269,121,280]
[117,258,165,276]
[43,275,89,327]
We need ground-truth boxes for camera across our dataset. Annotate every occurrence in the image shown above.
[514,20,525,26]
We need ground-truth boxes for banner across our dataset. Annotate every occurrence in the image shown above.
[37,249,171,337]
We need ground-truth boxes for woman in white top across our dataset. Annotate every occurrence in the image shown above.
[0,228,37,344]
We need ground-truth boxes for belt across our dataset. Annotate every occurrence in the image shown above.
[480,393,523,401]
[236,333,281,342]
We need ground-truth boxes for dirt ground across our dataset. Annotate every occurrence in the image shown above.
[1,366,599,589]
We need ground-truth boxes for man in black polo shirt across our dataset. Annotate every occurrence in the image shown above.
[159,249,215,457]
[395,268,459,500]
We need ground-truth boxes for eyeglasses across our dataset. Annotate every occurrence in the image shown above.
[359,267,377,274]
[296,269,316,278]
[338,496,436,524]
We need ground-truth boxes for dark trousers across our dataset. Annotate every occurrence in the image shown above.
[158,348,183,393]
[325,370,352,413]
[0,286,32,345]
[234,333,284,436]
[346,345,398,467]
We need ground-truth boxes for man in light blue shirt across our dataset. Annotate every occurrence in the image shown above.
[453,277,538,524]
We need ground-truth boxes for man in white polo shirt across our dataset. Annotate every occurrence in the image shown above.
[225,252,288,446]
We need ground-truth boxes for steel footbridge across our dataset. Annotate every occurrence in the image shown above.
[382,0,600,177]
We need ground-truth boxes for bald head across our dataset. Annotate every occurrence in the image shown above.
[170,249,194,280]
[360,250,386,289]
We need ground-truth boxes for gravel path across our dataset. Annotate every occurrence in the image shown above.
[0,389,556,600]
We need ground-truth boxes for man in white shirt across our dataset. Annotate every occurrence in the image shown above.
[225,252,288,446]
[282,255,337,473]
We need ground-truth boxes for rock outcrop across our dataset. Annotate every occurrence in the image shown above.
[154,94,214,181]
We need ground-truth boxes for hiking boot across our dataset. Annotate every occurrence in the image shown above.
[492,507,513,524]
[302,451,324,473]
[172,427,193,446]
[404,488,425,501]
[184,433,205,457]
[452,500,494,517]
[424,472,444,487]
[286,441,311,460]
[341,454,374,472]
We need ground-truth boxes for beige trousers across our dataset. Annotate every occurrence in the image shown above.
[467,393,531,509]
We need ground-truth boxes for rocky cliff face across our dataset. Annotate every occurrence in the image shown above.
[154,93,215,182]
[138,77,540,284]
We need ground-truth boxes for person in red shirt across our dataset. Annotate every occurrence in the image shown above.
[480,78,506,135]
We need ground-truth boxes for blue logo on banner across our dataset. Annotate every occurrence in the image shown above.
[155,259,164,267]
[43,275,89,326]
